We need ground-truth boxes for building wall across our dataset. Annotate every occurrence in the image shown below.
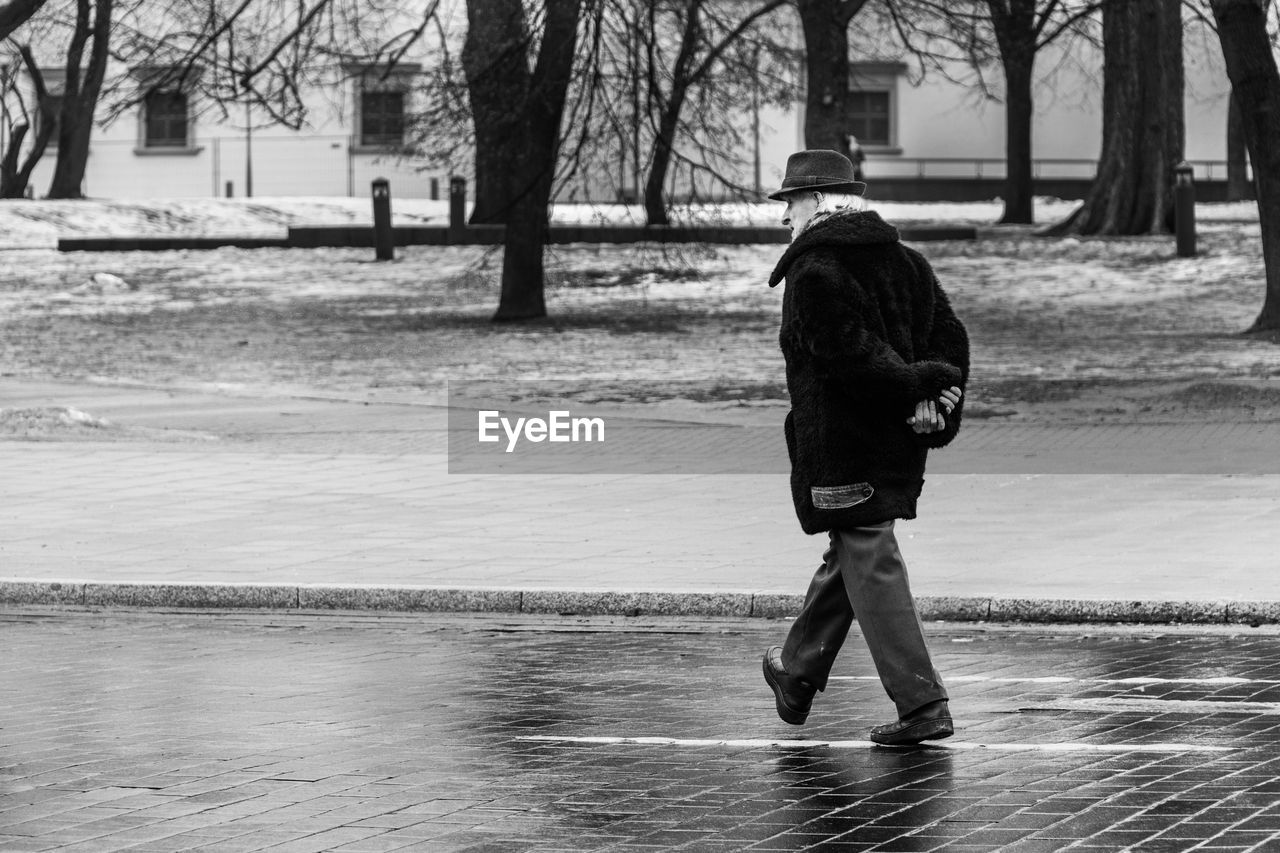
[757,18,1239,192]
[1,17,1245,201]
[6,63,445,200]
[805,24,1234,187]
[23,136,440,200]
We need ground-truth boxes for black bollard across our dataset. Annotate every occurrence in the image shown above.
[1174,161,1196,258]
[372,178,394,261]
[449,176,467,240]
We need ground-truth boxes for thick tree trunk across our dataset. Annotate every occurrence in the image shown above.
[0,123,30,197]
[1,47,56,198]
[643,2,701,227]
[495,184,550,321]
[47,0,112,200]
[643,104,682,226]
[1210,0,1280,333]
[987,0,1039,225]
[796,0,852,156]
[1000,53,1035,224]
[488,0,582,322]
[0,0,49,41]
[462,0,526,224]
[1226,90,1252,202]
[1,117,53,198]
[1048,0,1183,236]
[48,110,95,198]
[470,137,520,225]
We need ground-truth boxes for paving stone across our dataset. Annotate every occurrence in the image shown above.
[972,838,1067,853]
[7,612,1280,851]
[863,833,945,851]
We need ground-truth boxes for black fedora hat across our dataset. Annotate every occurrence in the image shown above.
[767,149,867,201]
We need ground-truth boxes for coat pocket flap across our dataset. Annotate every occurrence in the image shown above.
[810,482,874,510]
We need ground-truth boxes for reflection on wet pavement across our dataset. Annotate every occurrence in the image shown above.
[4,612,1280,851]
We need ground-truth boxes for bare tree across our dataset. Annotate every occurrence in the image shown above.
[45,0,112,198]
[0,0,47,40]
[1210,0,1280,333]
[110,0,588,322]
[1046,0,1183,235]
[0,43,57,197]
[0,0,435,197]
[1216,0,1279,204]
[463,0,587,321]
[1225,93,1251,202]
[982,0,1101,223]
[636,0,786,225]
[105,0,440,132]
[795,0,872,157]
[461,1,529,225]
[652,19,798,206]
[549,0,796,217]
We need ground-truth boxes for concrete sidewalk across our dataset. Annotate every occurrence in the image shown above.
[2,378,1279,623]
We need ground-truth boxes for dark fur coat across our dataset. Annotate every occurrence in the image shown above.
[769,209,970,534]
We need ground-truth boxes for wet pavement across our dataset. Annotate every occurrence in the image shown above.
[5,611,1280,851]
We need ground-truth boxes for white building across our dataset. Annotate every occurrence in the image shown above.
[0,15,1240,202]
[3,59,442,200]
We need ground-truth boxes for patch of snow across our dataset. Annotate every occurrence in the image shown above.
[0,196,1275,397]
[0,406,111,433]
[80,272,135,293]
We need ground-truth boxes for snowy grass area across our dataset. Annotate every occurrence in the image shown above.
[0,197,1276,416]
[0,196,1261,248]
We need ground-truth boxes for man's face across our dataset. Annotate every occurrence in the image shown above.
[781,192,820,241]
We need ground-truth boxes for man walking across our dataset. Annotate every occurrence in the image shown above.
[761,149,970,746]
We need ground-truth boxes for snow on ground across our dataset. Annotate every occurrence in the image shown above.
[0,196,1260,249]
[0,197,1274,406]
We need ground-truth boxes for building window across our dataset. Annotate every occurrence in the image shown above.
[847,61,905,151]
[360,91,405,147]
[345,62,419,152]
[129,65,201,155]
[848,91,890,147]
[144,90,189,147]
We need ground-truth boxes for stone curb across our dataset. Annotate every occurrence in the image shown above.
[2,580,1278,625]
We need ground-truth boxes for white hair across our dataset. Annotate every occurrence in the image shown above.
[815,191,867,214]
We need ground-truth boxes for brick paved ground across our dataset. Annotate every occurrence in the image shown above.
[5,612,1280,852]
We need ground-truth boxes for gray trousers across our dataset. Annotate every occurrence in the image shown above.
[782,520,947,718]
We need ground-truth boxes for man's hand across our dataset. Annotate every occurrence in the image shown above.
[907,386,963,434]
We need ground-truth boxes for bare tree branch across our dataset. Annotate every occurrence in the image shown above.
[0,0,46,41]
[687,0,786,83]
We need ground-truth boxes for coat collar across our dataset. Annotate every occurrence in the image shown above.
[768,209,901,287]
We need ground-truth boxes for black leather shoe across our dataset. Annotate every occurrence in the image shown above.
[762,647,815,725]
[870,699,954,746]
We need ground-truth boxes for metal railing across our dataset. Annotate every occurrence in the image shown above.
[871,157,1246,181]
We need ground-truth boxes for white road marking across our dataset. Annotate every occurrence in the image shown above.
[518,736,1234,753]
[829,675,1280,685]
[1053,697,1280,715]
